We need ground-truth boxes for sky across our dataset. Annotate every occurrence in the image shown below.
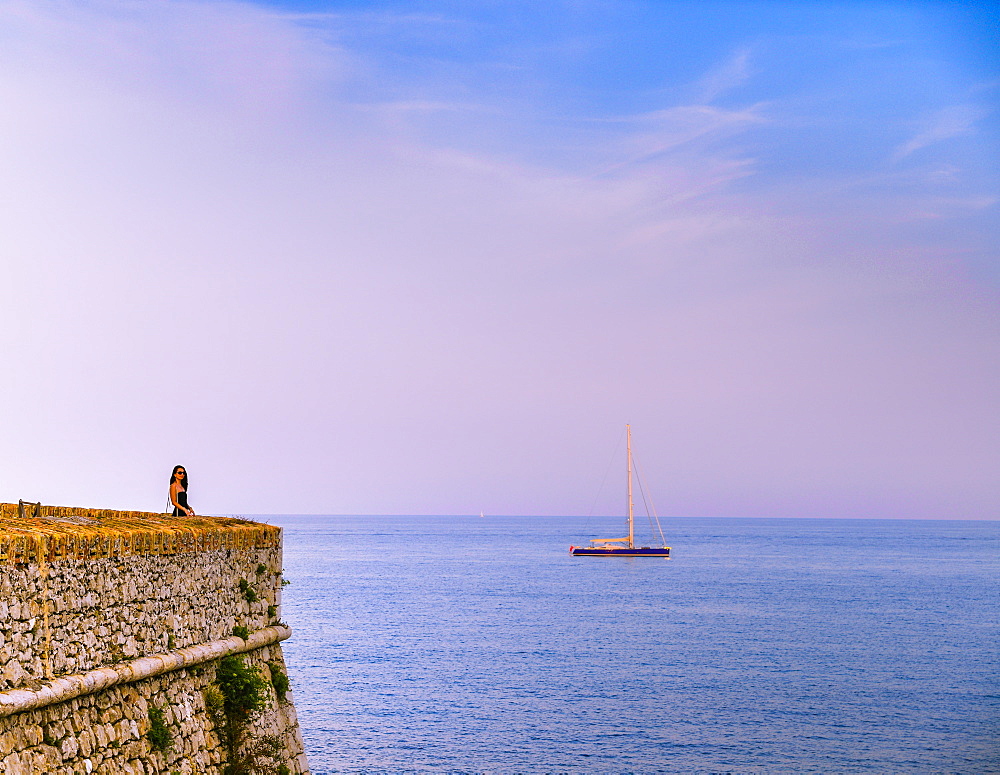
[0,0,997,519]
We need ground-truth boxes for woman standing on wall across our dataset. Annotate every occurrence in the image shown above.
[169,465,195,516]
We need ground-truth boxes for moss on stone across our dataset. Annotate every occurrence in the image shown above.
[146,705,170,752]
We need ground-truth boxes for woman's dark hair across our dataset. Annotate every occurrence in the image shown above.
[170,465,189,491]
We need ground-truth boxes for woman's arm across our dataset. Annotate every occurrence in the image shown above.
[169,481,182,510]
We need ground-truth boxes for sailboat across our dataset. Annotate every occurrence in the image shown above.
[570,425,671,557]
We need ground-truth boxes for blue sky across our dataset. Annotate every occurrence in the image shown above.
[251,2,997,165]
[0,0,997,518]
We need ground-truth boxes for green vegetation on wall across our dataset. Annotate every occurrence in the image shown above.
[147,705,171,752]
[208,655,284,775]
[267,661,290,703]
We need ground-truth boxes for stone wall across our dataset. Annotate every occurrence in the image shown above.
[0,504,309,773]
[0,638,304,774]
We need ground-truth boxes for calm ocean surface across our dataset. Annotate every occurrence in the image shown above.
[261,515,1000,774]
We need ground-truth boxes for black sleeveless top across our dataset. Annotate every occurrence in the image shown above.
[172,489,189,516]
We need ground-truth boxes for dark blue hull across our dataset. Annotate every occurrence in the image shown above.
[570,546,670,557]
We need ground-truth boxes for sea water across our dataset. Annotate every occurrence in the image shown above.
[263,515,1000,773]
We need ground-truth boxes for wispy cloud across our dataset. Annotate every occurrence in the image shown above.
[617,103,766,161]
[892,104,987,161]
[697,47,753,103]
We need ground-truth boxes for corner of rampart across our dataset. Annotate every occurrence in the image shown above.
[0,503,308,774]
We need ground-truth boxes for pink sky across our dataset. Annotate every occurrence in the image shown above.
[1,1,997,518]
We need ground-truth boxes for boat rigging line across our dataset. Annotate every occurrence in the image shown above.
[632,446,668,547]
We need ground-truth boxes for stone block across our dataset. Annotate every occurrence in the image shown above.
[0,730,17,756]
[60,732,79,758]
[78,728,94,758]
[24,724,42,746]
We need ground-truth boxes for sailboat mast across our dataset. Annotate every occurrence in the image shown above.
[626,424,634,549]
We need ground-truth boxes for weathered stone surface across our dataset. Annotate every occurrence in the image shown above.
[0,523,308,773]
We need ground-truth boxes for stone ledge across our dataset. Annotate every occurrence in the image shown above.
[0,503,281,563]
[0,625,291,718]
